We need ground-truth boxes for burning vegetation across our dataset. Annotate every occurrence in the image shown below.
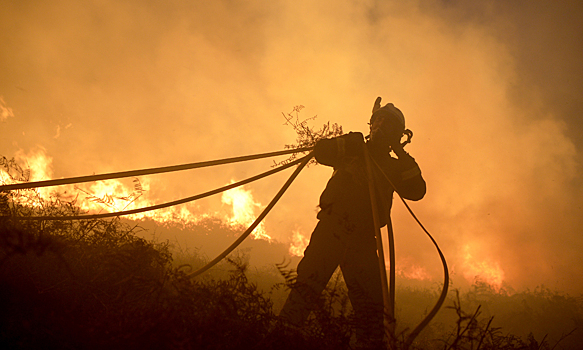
[2,150,583,349]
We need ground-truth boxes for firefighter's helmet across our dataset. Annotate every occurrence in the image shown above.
[370,96,405,127]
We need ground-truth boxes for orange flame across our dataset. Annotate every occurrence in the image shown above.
[462,244,505,290]
[2,148,225,229]
[74,179,148,214]
[15,147,53,182]
[3,147,55,208]
[396,263,431,281]
[221,182,270,241]
[289,228,309,257]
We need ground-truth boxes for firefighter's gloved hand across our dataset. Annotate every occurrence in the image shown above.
[343,132,365,157]
[391,142,407,158]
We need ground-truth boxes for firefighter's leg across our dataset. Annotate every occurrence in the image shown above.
[279,219,346,326]
[341,234,384,347]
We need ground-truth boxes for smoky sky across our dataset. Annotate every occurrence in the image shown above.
[1,0,582,293]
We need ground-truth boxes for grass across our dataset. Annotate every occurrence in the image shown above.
[1,156,582,349]
[2,210,582,349]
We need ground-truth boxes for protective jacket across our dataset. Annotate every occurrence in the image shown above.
[314,132,426,230]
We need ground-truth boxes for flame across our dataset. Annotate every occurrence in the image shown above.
[73,176,210,227]
[396,263,431,281]
[2,148,214,228]
[289,228,309,257]
[462,244,505,290]
[3,149,292,244]
[14,147,53,182]
[76,179,141,213]
[221,182,270,241]
[5,147,55,207]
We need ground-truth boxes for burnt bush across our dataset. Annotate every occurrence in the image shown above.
[0,214,345,350]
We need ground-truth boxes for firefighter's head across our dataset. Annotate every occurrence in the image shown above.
[369,97,406,150]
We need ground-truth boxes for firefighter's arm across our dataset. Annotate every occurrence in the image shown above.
[390,154,426,201]
[314,132,364,167]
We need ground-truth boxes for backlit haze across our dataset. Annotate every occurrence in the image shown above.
[1,0,582,294]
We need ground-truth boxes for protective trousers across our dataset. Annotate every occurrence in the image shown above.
[279,212,384,345]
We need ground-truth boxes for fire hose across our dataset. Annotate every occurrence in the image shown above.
[0,147,313,192]
[367,153,449,350]
[1,153,311,221]
[1,144,447,347]
[187,152,313,277]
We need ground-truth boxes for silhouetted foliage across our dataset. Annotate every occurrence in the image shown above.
[276,105,344,166]
[1,155,582,349]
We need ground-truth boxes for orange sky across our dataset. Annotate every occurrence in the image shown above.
[1,0,582,294]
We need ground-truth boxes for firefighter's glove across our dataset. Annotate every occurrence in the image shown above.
[391,141,407,158]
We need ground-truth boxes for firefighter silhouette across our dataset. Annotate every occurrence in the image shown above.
[279,97,426,346]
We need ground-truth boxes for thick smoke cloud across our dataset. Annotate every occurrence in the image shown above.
[1,0,582,293]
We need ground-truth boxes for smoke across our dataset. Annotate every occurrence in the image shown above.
[1,0,582,293]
